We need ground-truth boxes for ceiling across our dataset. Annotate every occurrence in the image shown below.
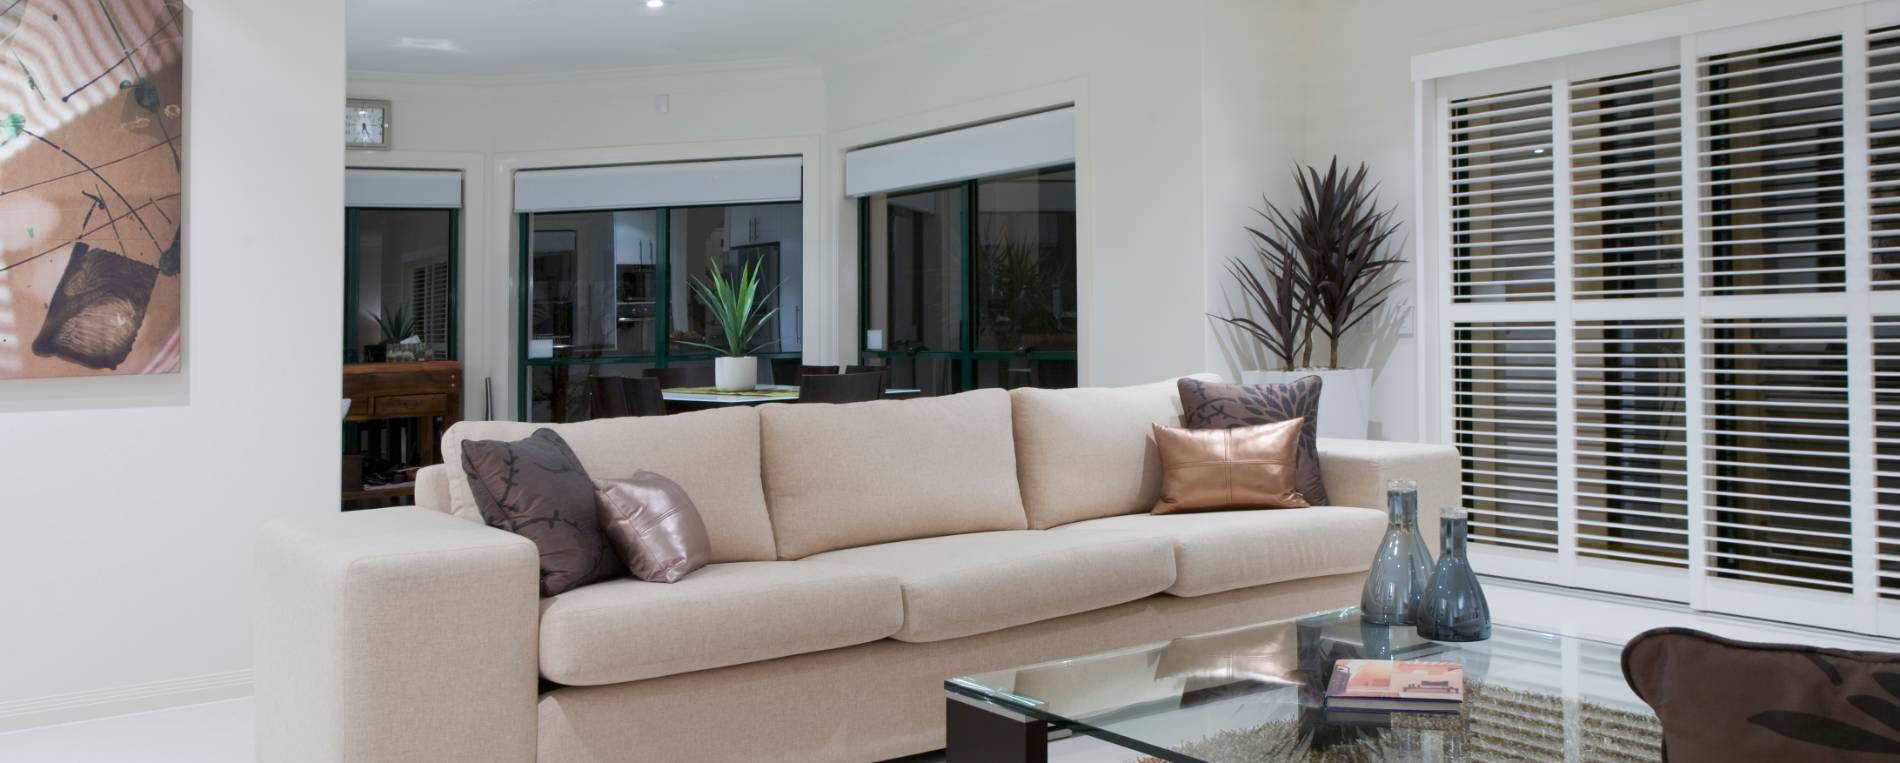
[347,0,1021,78]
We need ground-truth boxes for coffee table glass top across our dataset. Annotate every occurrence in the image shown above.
[947,608,1661,762]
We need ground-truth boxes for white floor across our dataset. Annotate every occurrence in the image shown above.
[5,579,1897,763]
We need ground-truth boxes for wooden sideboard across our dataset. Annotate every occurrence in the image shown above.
[343,361,461,506]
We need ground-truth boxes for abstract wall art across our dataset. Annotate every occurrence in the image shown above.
[0,0,183,379]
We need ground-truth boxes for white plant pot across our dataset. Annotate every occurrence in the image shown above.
[714,356,758,392]
[1240,367,1374,440]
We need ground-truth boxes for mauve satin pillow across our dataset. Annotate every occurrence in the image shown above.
[594,472,712,583]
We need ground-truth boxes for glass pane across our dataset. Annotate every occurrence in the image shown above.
[868,187,965,354]
[528,210,660,360]
[527,362,655,423]
[975,166,1077,351]
[972,359,1076,391]
[860,355,960,397]
[352,209,455,362]
[668,203,803,355]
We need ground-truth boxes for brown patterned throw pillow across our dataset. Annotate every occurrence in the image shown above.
[461,428,621,596]
[1177,376,1328,505]
[1624,627,1900,762]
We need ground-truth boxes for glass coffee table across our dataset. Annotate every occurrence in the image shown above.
[945,608,1662,762]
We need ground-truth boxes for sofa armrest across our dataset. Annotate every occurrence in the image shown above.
[1317,438,1461,551]
[416,463,452,513]
[256,507,539,762]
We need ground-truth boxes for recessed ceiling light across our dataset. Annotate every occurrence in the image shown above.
[646,0,664,7]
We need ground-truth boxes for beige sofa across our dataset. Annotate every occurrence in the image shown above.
[256,377,1457,763]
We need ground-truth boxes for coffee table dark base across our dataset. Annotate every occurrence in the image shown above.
[946,693,1048,763]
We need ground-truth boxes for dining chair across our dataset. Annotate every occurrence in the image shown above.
[591,376,667,418]
[645,364,715,389]
[800,365,841,377]
[798,371,885,404]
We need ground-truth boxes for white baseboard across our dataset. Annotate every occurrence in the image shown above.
[0,670,253,733]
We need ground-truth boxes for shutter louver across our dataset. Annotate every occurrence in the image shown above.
[1573,320,1689,566]
[1697,37,1847,296]
[1870,25,1900,287]
[1875,316,1900,597]
[1703,317,1853,592]
[1570,67,1685,298]
[1449,87,1557,303]
[1455,322,1561,552]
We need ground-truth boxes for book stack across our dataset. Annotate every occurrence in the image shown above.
[1324,659,1464,722]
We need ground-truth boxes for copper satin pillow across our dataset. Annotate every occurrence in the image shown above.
[1177,376,1328,505]
[594,472,712,583]
[1151,418,1310,514]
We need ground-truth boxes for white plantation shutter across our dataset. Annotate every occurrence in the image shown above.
[1425,4,1900,635]
[1448,87,1557,302]
[1454,322,1561,552]
[1697,37,1847,296]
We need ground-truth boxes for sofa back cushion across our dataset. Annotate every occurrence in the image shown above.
[759,389,1026,559]
[1011,376,1213,529]
[440,407,777,563]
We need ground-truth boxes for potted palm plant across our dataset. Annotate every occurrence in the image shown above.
[1214,158,1404,438]
[676,256,779,391]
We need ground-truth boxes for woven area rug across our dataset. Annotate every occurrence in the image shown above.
[1135,680,1662,762]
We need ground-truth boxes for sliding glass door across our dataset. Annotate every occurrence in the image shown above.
[859,165,1077,394]
[518,202,803,422]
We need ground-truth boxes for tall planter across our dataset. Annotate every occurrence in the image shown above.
[1241,368,1372,439]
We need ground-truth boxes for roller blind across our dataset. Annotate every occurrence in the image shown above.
[513,157,802,214]
[1428,4,1900,635]
[845,108,1075,197]
[345,169,462,209]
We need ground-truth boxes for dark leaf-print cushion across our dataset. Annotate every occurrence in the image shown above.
[1623,627,1900,761]
[1176,376,1327,505]
[461,428,621,596]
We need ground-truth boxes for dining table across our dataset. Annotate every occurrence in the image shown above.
[661,383,923,411]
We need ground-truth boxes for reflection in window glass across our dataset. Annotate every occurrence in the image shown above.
[976,167,1076,352]
[351,209,455,362]
[529,362,654,425]
[528,210,662,360]
[668,203,803,356]
[868,187,965,354]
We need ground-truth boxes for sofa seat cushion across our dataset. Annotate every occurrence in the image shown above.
[1055,508,1385,597]
[538,561,903,686]
[802,530,1176,643]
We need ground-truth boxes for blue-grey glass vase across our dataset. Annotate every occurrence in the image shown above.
[1417,509,1491,642]
[1360,480,1434,625]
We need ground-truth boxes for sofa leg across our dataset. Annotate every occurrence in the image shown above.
[945,692,1048,763]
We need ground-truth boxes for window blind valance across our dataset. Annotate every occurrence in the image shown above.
[345,169,462,209]
[844,107,1075,197]
[513,157,802,214]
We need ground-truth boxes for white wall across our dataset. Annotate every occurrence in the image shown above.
[1299,0,1708,441]
[0,0,345,729]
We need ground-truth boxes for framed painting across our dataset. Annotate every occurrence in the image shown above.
[0,0,185,379]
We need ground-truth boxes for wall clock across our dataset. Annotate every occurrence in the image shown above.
[346,99,392,150]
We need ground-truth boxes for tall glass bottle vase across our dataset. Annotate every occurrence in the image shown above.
[1417,509,1491,642]
[1360,480,1435,625]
